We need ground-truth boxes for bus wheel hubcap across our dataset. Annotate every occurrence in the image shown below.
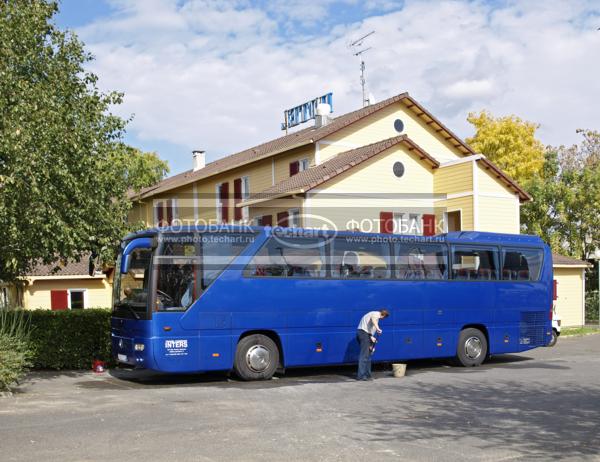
[246,345,270,372]
[465,337,482,359]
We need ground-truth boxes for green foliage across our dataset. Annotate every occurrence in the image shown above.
[521,130,600,260]
[466,111,545,185]
[0,309,32,391]
[585,290,599,323]
[4,308,112,370]
[0,1,168,282]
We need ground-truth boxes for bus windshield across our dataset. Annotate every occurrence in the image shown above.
[154,231,257,312]
[113,247,152,319]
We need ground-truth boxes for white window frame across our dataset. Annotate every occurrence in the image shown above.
[67,289,87,310]
[393,212,423,235]
[288,208,300,227]
[299,158,310,172]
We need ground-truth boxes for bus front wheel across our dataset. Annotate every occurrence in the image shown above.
[455,328,488,367]
[234,334,280,381]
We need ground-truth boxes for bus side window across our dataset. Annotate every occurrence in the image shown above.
[452,246,499,280]
[501,248,543,281]
[330,238,391,279]
[246,237,326,278]
[397,243,448,280]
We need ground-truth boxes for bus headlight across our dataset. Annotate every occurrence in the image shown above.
[134,343,145,351]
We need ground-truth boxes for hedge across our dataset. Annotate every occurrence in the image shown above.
[4,309,112,370]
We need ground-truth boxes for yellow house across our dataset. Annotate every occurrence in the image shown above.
[130,92,528,235]
[127,91,587,326]
[552,254,591,327]
[3,257,113,310]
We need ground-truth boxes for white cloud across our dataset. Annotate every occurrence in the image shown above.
[75,0,600,172]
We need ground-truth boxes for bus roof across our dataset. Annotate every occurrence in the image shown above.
[123,226,546,247]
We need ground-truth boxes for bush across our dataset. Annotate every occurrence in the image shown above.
[0,310,32,391]
[4,309,112,370]
[586,290,599,323]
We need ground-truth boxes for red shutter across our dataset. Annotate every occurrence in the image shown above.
[166,199,173,225]
[50,290,68,311]
[234,178,242,221]
[423,214,436,236]
[221,182,229,223]
[261,214,272,226]
[277,211,289,227]
[157,202,164,226]
[379,211,394,234]
[289,161,300,176]
[553,279,558,300]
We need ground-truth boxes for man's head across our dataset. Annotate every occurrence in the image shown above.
[380,309,390,318]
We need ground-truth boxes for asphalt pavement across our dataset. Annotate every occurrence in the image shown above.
[1,334,599,461]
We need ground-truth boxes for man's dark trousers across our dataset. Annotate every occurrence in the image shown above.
[356,329,372,379]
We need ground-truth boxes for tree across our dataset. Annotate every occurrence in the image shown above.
[521,130,600,260]
[466,111,545,185]
[0,1,168,282]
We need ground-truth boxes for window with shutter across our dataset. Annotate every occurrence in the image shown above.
[277,211,289,227]
[50,290,68,311]
[379,211,394,234]
[156,201,165,226]
[221,182,229,222]
[166,199,173,225]
[289,161,300,176]
[422,214,436,236]
[261,214,272,226]
[234,178,242,221]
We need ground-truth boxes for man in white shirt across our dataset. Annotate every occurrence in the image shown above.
[356,309,390,380]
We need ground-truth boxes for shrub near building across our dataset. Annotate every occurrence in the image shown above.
[3,309,112,371]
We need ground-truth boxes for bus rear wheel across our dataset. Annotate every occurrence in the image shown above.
[455,328,487,367]
[234,334,279,381]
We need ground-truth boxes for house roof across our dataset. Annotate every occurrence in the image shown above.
[24,255,101,278]
[240,135,439,206]
[132,92,475,200]
[552,253,592,268]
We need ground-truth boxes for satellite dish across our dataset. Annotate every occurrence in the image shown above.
[368,92,377,104]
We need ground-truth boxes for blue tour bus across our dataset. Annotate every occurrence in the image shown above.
[111,225,553,380]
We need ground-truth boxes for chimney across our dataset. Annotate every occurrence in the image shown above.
[192,150,205,171]
[315,103,332,128]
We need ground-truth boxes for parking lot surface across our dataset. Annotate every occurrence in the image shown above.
[1,334,599,461]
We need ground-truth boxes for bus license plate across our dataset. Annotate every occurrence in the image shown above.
[118,354,127,362]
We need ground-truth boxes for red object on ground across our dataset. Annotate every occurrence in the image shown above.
[92,360,106,373]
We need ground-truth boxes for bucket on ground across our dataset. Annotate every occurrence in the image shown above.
[392,363,406,378]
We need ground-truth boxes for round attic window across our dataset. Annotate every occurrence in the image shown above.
[394,118,404,133]
[393,161,405,178]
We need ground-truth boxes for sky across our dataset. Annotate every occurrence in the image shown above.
[54,0,600,175]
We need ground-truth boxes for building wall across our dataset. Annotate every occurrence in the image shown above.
[554,267,586,327]
[23,278,112,310]
[434,162,473,195]
[318,102,465,164]
[308,144,435,232]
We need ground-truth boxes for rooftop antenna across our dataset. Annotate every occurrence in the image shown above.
[349,30,375,107]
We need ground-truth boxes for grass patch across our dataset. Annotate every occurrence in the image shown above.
[561,326,600,337]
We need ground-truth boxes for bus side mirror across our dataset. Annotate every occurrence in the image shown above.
[120,237,154,274]
[120,254,132,274]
